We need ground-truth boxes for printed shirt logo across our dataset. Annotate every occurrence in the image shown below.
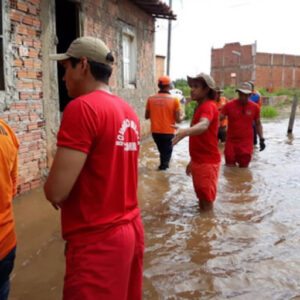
[116,119,140,151]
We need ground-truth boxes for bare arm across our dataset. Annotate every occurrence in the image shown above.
[44,147,87,205]
[172,117,210,146]
[175,110,183,123]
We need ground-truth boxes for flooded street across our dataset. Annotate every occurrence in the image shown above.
[10,116,300,300]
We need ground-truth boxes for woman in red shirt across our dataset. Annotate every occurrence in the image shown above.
[172,73,221,210]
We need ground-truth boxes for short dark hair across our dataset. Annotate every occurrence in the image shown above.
[69,56,113,84]
[158,82,170,90]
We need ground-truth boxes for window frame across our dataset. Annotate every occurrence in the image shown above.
[122,26,137,89]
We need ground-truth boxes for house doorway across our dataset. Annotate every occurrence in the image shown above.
[55,0,80,112]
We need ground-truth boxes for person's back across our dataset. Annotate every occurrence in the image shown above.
[147,92,180,134]
[58,89,141,241]
[44,36,144,300]
[145,76,182,170]
[0,120,18,300]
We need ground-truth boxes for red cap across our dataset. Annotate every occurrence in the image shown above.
[158,76,171,85]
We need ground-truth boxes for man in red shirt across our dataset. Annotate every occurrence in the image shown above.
[145,76,182,170]
[44,36,144,300]
[172,73,221,210]
[220,82,266,168]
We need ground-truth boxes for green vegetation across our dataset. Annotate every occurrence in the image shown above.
[173,79,190,97]
[173,79,299,119]
[184,101,198,120]
[261,106,279,118]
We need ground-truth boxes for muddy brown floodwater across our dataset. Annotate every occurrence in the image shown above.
[9,116,300,300]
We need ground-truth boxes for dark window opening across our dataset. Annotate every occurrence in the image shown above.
[55,0,80,112]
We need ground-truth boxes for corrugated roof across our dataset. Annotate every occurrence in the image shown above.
[131,0,176,20]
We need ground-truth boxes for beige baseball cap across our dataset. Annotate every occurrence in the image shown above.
[187,73,216,90]
[50,36,113,65]
[236,82,252,94]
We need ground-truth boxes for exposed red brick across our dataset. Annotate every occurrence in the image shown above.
[10,11,22,22]
[13,58,23,67]
[17,1,28,12]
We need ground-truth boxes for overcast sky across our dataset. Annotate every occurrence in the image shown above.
[155,0,300,80]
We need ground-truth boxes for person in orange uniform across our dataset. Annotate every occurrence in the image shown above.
[248,81,262,145]
[172,73,221,210]
[0,120,19,300]
[220,82,266,168]
[213,87,227,142]
[145,76,183,170]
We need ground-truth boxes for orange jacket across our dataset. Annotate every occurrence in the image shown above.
[213,96,227,127]
[0,120,19,260]
[146,93,181,134]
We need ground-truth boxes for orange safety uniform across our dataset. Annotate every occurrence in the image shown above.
[146,93,181,134]
[213,96,227,127]
[0,120,19,261]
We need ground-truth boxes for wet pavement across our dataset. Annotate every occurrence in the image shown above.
[9,116,300,300]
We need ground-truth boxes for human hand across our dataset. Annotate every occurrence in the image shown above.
[259,138,266,151]
[171,126,187,146]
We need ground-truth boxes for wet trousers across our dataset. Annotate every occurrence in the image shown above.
[191,162,220,202]
[63,216,144,300]
[0,247,16,300]
[225,140,253,168]
[152,133,174,170]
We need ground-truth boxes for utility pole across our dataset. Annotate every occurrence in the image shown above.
[166,0,172,76]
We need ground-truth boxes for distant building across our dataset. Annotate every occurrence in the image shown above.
[155,55,166,84]
[211,42,300,91]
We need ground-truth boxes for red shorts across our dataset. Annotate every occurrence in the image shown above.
[224,140,253,167]
[191,161,220,202]
[63,216,144,300]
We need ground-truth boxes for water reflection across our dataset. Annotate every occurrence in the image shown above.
[9,116,300,300]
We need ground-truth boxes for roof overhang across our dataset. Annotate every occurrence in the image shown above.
[131,0,176,20]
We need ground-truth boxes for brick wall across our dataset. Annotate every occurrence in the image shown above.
[1,0,156,194]
[211,42,300,91]
[211,42,254,87]
[0,0,46,194]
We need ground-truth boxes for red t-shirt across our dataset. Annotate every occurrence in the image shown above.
[189,100,221,164]
[57,90,141,243]
[221,99,260,143]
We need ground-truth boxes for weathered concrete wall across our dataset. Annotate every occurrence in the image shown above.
[1,0,156,194]
[82,0,154,138]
